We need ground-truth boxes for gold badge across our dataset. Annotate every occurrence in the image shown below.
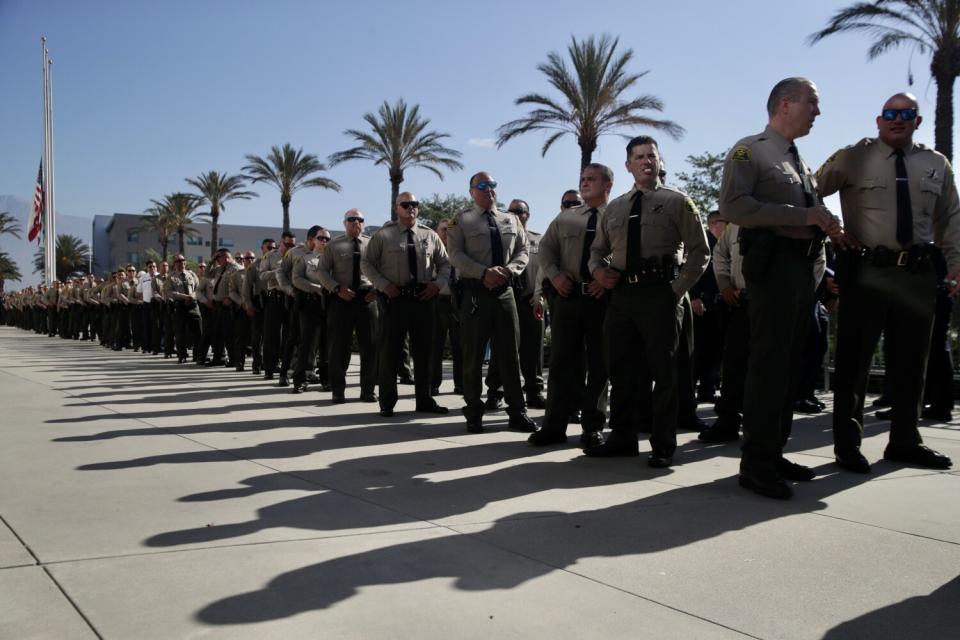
[732,146,751,162]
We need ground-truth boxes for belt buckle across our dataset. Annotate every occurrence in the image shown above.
[580,282,590,295]
[627,274,639,284]
[896,251,909,267]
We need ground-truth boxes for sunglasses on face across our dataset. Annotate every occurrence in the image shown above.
[562,200,583,208]
[881,108,918,122]
[507,208,528,216]
[317,236,331,242]
[345,217,364,223]
[399,201,419,210]
[472,180,497,191]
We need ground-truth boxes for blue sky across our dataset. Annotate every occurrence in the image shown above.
[0,0,946,241]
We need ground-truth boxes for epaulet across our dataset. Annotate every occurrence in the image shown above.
[449,208,470,227]
[658,183,685,195]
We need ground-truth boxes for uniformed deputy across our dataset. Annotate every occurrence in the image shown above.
[817,92,958,473]
[719,77,843,499]
[363,192,451,417]
[528,163,614,448]
[584,138,709,467]
[446,171,537,434]
[227,251,252,371]
[290,227,330,393]
[243,239,275,375]
[259,232,297,381]
[430,218,463,396]
[316,210,379,403]
[277,229,318,387]
[165,254,202,364]
[485,199,545,409]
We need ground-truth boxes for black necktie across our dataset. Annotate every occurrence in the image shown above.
[351,238,361,290]
[580,208,598,281]
[788,143,816,207]
[406,229,418,286]
[626,192,644,275]
[486,210,504,267]
[895,149,913,245]
[213,270,224,295]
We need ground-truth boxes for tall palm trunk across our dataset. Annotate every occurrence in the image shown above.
[933,72,956,162]
[579,138,597,171]
[161,240,168,262]
[178,230,185,255]
[389,172,402,222]
[210,205,220,257]
[281,195,291,234]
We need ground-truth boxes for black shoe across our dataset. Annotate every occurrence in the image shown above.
[568,411,581,425]
[793,398,823,415]
[380,408,395,417]
[177,357,187,364]
[305,373,320,384]
[871,395,890,408]
[738,472,793,500]
[235,364,245,372]
[205,359,225,367]
[579,430,604,449]
[484,395,504,411]
[360,393,378,403]
[508,413,537,432]
[525,393,546,409]
[163,353,172,359]
[291,382,308,394]
[223,360,232,368]
[677,415,707,432]
[921,406,953,422]
[278,375,290,388]
[453,386,463,394]
[835,448,871,474]
[883,444,953,469]
[648,452,673,468]
[776,457,816,481]
[696,389,717,403]
[398,376,415,385]
[331,394,346,404]
[875,408,892,420]
[430,387,440,396]
[583,440,639,458]
[263,372,274,381]
[320,383,332,392]
[252,367,261,375]
[415,402,449,414]
[528,429,567,446]
[698,422,740,443]
[466,418,484,433]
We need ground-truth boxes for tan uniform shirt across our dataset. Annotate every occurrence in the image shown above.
[316,234,373,292]
[227,266,245,305]
[210,263,239,303]
[589,184,710,297]
[195,272,209,305]
[278,244,309,297]
[362,221,451,292]
[719,124,819,239]
[713,223,746,291]
[539,204,609,284]
[816,137,960,272]
[258,248,284,292]
[446,204,529,280]
[241,258,261,307]
[291,250,324,295]
[167,270,200,301]
[517,229,541,297]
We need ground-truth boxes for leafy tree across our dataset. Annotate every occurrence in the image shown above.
[809,0,960,161]
[417,193,474,228]
[150,193,203,255]
[0,251,21,292]
[673,150,727,219]
[186,171,257,257]
[33,234,90,281]
[243,143,341,234]
[496,34,684,171]
[139,206,178,261]
[0,212,22,238]
[329,99,463,221]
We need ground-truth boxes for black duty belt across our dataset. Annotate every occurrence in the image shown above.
[774,235,823,259]
[848,244,937,270]
[297,291,324,302]
[265,290,285,299]
[620,256,679,286]
[396,284,428,297]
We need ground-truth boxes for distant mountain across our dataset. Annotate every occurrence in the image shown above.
[0,195,93,288]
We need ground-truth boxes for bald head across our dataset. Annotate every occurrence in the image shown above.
[877,92,922,149]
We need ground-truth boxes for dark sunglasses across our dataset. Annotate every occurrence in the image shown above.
[562,199,583,208]
[317,236,331,242]
[345,216,365,223]
[472,180,497,191]
[881,108,918,122]
[399,201,419,210]
[507,208,528,216]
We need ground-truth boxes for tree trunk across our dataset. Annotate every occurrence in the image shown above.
[210,205,220,258]
[178,230,185,255]
[389,173,402,222]
[161,240,168,262]
[934,72,955,163]
[282,195,291,234]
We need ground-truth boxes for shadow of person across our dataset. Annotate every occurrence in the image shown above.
[821,575,959,640]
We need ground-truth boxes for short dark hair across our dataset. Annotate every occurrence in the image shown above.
[626,136,659,159]
[261,238,274,247]
[583,163,614,183]
[707,210,724,221]
[468,171,487,188]
[307,225,322,240]
[145,260,156,267]
[767,77,812,117]
[281,231,295,240]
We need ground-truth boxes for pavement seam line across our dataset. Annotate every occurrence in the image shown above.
[40,565,105,639]
[0,513,40,566]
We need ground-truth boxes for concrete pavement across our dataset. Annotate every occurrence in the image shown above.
[0,326,957,639]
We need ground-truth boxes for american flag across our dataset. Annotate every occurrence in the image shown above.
[28,160,44,244]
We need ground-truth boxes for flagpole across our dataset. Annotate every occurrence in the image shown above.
[41,38,56,285]
[47,53,56,285]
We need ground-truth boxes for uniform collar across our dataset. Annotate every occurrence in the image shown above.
[762,124,794,153]
[876,138,917,158]
[628,181,662,199]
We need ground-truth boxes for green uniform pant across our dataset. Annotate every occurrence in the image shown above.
[378,295,436,410]
[327,295,379,397]
[605,283,683,456]
[741,249,816,476]
[459,284,524,421]
[175,303,202,361]
[833,260,936,452]
[294,293,324,386]
[430,294,462,392]
[542,290,608,434]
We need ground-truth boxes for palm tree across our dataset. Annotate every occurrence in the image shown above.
[496,34,684,171]
[809,1,960,161]
[0,212,22,238]
[0,251,21,292]
[243,143,341,234]
[185,171,257,257]
[33,234,90,281]
[328,99,464,221]
[150,193,203,255]
[139,205,178,261]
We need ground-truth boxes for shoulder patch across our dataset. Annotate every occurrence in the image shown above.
[732,146,751,162]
